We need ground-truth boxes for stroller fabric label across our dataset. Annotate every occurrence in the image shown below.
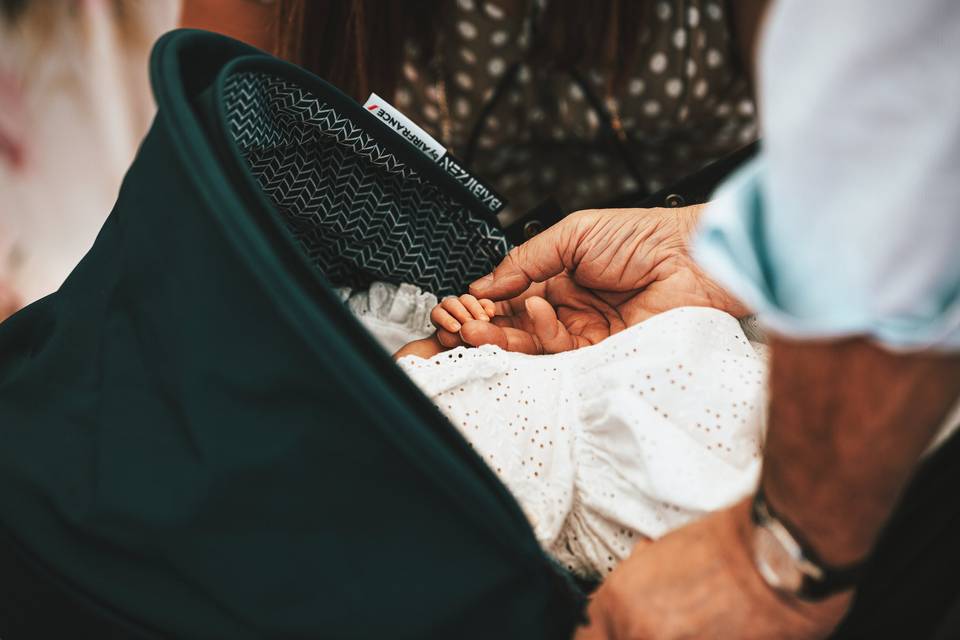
[365,93,506,215]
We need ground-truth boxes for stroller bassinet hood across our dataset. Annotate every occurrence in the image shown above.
[0,30,581,639]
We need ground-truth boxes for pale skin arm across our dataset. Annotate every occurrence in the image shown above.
[0,279,20,323]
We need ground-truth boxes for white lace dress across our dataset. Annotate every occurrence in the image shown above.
[348,284,768,578]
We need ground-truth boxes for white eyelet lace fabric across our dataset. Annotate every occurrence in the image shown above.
[337,282,438,353]
[397,305,767,579]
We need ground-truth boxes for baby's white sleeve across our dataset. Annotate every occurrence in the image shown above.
[397,346,579,548]
[398,308,768,578]
[572,308,765,540]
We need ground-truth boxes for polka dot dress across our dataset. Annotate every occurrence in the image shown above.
[397,306,767,579]
[395,0,758,224]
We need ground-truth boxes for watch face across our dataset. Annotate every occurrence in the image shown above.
[753,524,805,593]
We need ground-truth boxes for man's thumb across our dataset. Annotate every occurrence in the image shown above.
[469,224,570,300]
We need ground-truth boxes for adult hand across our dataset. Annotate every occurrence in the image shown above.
[576,498,852,640]
[0,279,20,323]
[458,206,749,354]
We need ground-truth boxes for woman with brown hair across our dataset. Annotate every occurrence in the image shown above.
[184,0,768,224]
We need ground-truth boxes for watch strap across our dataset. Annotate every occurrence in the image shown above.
[751,488,864,600]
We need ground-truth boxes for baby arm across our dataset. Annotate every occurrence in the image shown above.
[393,294,496,359]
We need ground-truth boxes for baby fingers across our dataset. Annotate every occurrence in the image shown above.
[457,294,491,322]
[436,327,463,348]
[431,304,463,333]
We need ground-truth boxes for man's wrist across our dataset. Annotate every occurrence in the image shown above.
[760,337,960,571]
[763,469,873,568]
[676,203,708,241]
[749,488,864,601]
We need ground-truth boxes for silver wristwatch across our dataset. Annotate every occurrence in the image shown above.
[750,489,863,601]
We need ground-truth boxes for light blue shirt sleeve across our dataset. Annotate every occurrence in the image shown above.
[693,0,960,352]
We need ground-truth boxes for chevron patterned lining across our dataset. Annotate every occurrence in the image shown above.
[222,71,510,297]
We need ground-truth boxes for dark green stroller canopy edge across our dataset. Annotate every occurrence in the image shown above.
[0,28,583,639]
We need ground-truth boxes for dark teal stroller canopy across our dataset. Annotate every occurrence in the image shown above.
[0,30,582,639]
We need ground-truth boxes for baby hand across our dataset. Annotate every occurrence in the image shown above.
[431,294,497,348]
[393,294,496,359]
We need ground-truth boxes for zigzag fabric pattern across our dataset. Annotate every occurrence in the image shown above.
[223,71,510,297]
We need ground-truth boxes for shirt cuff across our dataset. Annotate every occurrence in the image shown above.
[692,158,960,352]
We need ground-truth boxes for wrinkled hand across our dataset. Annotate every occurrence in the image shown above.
[464,206,749,354]
[576,498,852,640]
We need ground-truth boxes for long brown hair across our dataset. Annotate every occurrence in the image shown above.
[274,0,650,100]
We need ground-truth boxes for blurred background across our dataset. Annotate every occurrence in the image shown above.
[0,0,761,320]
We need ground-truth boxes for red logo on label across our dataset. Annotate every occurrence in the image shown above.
[367,104,379,111]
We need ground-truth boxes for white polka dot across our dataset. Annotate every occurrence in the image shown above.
[403,62,418,82]
[686,59,697,78]
[487,115,500,129]
[458,20,477,39]
[455,72,474,90]
[395,88,411,107]
[457,0,474,10]
[665,78,682,98]
[656,1,671,20]
[588,153,609,167]
[484,2,505,19]
[693,79,708,99]
[739,123,758,143]
[423,104,440,121]
[677,105,690,122]
[479,135,495,149]
[517,29,529,48]
[488,29,508,47]
[687,6,700,27]
[530,108,545,122]
[649,52,668,74]
[672,29,687,49]
[738,99,755,116]
[460,47,477,64]
[628,78,645,95]
[715,102,732,117]
[643,99,662,116]
[569,83,584,101]
[706,2,723,20]
[518,66,531,83]
[488,57,506,76]
[455,97,471,118]
[706,48,723,68]
[586,110,599,129]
